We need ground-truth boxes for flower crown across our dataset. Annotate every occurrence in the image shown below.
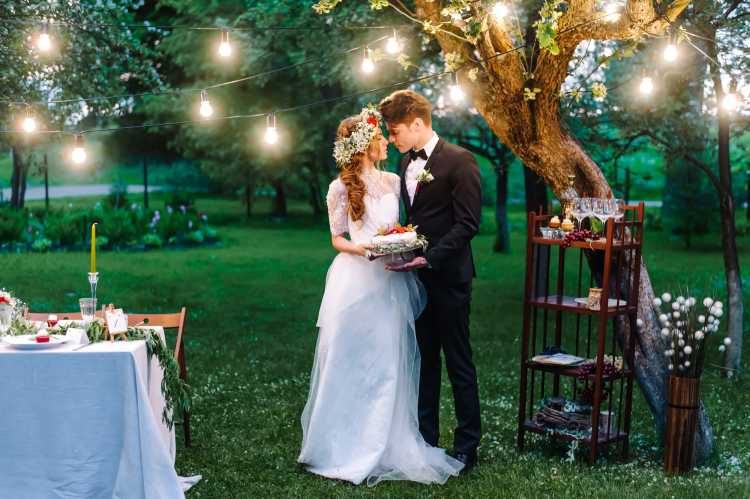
[333,104,382,167]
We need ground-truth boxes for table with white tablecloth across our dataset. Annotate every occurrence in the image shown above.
[0,328,186,499]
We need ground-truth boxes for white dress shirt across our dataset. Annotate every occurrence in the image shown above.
[405,132,439,205]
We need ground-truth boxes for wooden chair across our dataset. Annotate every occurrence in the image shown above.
[28,308,192,447]
[27,312,83,321]
[127,308,191,447]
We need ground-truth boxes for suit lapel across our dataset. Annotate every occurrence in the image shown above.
[411,138,445,210]
[399,154,411,215]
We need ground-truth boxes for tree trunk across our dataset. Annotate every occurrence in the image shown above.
[717,106,743,376]
[244,183,253,220]
[43,153,49,213]
[271,179,287,218]
[494,163,510,253]
[411,0,711,462]
[10,147,28,210]
[524,166,548,215]
[704,27,743,376]
[143,158,149,209]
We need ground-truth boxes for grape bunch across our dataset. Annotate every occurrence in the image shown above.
[562,229,595,248]
[575,361,621,380]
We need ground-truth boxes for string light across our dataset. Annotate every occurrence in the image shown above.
[385,30,401,55]
[492,3,509,21]
[361,47,375,74]
[449,72,465,104]
[639,76,654,96]
[20,110,38,134]
[721,92,739,113]
[217,30,232,58]
[264,113,278,145]
[199,90,214,118]
[663,43,678,63]
[604,3,621,22]
[71,134,87,164]
[36,23,52,52]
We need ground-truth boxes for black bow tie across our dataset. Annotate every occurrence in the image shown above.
[409,148,428,161]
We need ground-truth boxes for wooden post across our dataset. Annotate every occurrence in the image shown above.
[664,376,700,474]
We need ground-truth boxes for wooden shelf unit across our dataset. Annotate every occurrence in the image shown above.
[517,203,645,464]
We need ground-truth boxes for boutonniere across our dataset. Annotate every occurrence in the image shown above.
[416,169,434,185]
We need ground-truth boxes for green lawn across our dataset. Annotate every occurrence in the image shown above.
[2,197,749,498]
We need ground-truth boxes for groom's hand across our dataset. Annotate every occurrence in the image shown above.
[385,256,428,272]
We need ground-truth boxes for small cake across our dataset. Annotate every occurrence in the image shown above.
[561,217,574,232]
[35,329,50,343]
[372,230,418,246]
[549,216,561,229]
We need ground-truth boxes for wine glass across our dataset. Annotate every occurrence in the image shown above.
[611,198,625,221]
[570,198,587,230]
[592,198,612,232]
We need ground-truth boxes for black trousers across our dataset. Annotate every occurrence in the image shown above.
[415,281,481,455]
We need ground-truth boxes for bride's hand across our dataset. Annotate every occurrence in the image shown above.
[358,244,385,260]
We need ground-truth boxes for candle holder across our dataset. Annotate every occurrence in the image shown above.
[88,272,99,302]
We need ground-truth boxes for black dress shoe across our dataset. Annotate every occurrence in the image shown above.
[449,450,477,474]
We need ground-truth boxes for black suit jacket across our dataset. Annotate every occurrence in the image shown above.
[400,138,481,287]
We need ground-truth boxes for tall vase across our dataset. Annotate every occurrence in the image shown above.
[664,375,700,474]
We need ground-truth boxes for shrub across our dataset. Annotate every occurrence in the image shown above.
[0,207,27,243]
[31,237,52,252]
[44,211,88,246]
[106,183,130,209]
[143,233,163,248]
[98,209,137,248]
[186,230,204,244]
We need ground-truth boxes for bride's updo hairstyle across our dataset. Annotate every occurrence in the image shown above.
[335,115,380,223]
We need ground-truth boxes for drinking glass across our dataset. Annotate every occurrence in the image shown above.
[570,198,587,230]
[611,198,625,221]
[79,298,97,322]
[0,304,11,335]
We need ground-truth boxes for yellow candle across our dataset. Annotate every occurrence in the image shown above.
[90,223,97,273]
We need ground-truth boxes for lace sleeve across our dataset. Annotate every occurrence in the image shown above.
[386,172,402,199]
[326,179,349,236]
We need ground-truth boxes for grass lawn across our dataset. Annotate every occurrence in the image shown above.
[2,196,749,498]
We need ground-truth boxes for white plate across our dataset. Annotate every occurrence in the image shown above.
[574,297,628,308]
[2,334,69,350]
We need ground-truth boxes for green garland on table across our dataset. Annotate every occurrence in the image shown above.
[58,320,192,430]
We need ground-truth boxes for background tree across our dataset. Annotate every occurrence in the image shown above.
[0,1,159,208]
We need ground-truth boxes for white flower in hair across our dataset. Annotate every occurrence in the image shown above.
[332,105,383,167]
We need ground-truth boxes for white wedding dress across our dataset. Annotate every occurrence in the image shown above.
[298,169,463,486]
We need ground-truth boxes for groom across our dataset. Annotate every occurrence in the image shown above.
[379,90,482,472]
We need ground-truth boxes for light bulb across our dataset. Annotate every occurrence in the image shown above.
[21,116,38,134]
[264,114,278,145]
[199,91,213,118]
[361,49,375,74]
[663,44,678,63]
[604,3,621,22]
[265,126,278,145]
[217,30,232,58]
[639,76,654,95]
[721,92,739,112]
[386,34,400,55]
[71,135,87,164]
[37,33,52,52]
[218,41,232,57]
[449,84,465,104]
[492,3,509,21]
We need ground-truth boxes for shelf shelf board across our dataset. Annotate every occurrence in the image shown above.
[528,295,635,316]
[522,419,628,445]
[525,360,631,382]
[532,237,639,251]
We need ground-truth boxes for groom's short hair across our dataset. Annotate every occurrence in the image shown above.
[379,90,432,127]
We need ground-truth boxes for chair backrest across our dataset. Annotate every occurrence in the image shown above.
[127,307,187,360]
[27,312,84,321]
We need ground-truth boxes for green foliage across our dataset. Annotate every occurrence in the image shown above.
[43,211,88,246]
[31,237,52,253]
[143,233,164,249]
[534,0,565,56]
[0,207,27,242]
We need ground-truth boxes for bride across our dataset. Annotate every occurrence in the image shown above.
[297,107,464,486]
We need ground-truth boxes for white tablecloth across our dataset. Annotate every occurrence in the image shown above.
[0,328,185,499]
